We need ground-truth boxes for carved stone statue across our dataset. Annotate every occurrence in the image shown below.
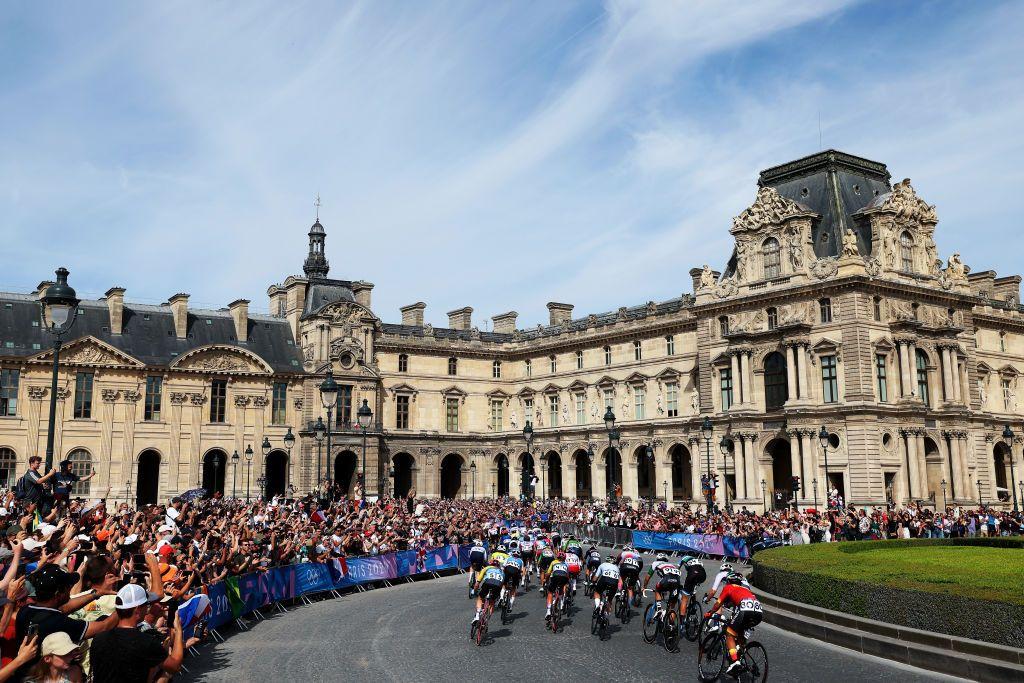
[785,225,804,269]
[841,228,859,257]
[656,393,664,415]
[690,389,700,414]
[925,239,939,274]
[884,224,898,269]
[731,186,802,233]
[561,403,570,425]
[591,403,599,419]
[978,377,987,405]
[882,178,938,224]
[947,253,967,280]
[735,240,748,281]
[699,264,715,289]
[534,407,543,427]
[510,409,518,430]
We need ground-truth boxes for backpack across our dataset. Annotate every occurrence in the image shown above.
[13,474,29,500]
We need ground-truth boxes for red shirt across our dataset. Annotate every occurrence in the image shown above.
[718,583,756,608]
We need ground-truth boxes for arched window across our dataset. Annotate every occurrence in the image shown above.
[549,355,557,373]
[576,350,583,369]
[0,448,16,489]
[66,449,92,496]
[492,360,501,379]
[398,354,408,373]
[900,231,914,272]
[915,350,930,404]
[766,307,778,330]
[762,237,781,279]
[633,340,642,361]
[603,346,612,366]
[763,352,788,409]
[448,357,457,376]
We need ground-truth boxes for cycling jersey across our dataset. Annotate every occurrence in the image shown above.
[564,552,582,575]
[490,551,509,566]
[537,548,555,569]
[503,556,524,586]
[680,557,707,595]
[619,553,642,578]
[593,562,620,596]
[710,570,750,596]
[478,566,505,601]
[546,561,569,591]
[595,562,620,581]
[477,565,505,585]
[503,556,525,572]
[469,545,487,563]
[648,560,681,592]
[717,584,763,633]
[584,549,602,570]
[520,539,535,551]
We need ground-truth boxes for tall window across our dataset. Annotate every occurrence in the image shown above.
[1003,378,1013,410]
[915,350,929,405]
[575,393,585,424]
[719,316,729,337]
[0,369,19,417]
[762,237,781,279]
[398,354,408,372]
[396,395,410,429]
[821,355,838,403]
[492,360,501,379]
[67,449,92,495]
[900,231,914,271]
[1000,333,1006,352]
[448,357,458,376]
[873,297,882,322]
[764,352,788,409]
[766,307,778,330]
[819,298,833,323]
[271,382,287,424]
[603,346,612,366]
[525,359,532,377]
[549,355,557,373]
[336,385,353,424]
[576,350,583,370]
[74,372,93,419]
[634,386,645,419]
[603,388,614,409]
[490,399,503,431]
[666,335,675,355]
[209,379,226,423]
[144,375,162,421]
[634,340,642,361]
[549,395,559,425]
[666,382,678,417]
[445,397,459,432]
[524,397,534,422]
[720,367,734,410]
[876,354,888,402]
[0,448,15,490]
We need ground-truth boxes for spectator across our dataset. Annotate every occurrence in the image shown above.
[51,463,95,511]
[0,636,38,683]
[23,632,83,683]
[89,584,183,683]
[15,458,55,513]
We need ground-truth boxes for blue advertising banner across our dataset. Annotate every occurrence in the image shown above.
[263,566,295,603]
[295,560,335,595]
[206,581,233,630]
[632,531,749,559]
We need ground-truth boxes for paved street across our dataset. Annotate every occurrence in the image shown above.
[185,556,957,682]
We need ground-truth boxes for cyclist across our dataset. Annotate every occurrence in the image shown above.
[468,539,487,594]
[678,554,707,618]
[537,545,556,590]
[520,535,536,577]
[705,562,736,602]
[544,554,570,624]
[642,553,682,622]
[584,546,602,585]
[705,572,763,677]
[490,544,510,567]
[550,529,562,550]
[473,559,505,626]
[563,535,583,559]
[592,554,621,619]
[564,549,582,594]
[616,546,643,606]
[502,550,525,607]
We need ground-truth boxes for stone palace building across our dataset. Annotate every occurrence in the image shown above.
[1,150,1022,510]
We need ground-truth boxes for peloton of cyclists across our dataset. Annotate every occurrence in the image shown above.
[704,572,763,677]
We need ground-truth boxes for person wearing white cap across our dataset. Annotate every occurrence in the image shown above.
[24,631,83,682]
[90,584,183,683]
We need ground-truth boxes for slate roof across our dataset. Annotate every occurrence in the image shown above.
[301,278,355,319]
[0,293,304,373]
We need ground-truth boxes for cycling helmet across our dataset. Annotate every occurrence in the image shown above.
[724,572,745,585]
[511,550,521,558]
[656,553,669,562]
[606,554,617,562]
[497,544,507,553]
[719,562,734,573]
[623,544,634,552]
[556,551,566,560]
[472,538,482,545]
[489,558,500,566]
[680,555,695,565]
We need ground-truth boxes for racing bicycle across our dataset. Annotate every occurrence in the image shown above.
[697,613,768,682]
[591,589,612,640]
[642,588,681,652]
[470,595,496,646]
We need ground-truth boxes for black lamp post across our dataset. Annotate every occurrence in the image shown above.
[663,479,668,503]
[940,478,947,510]
[540,454,548,500]
[523,422,534,500]
[604,407,620,500]
[283,426,296,492]
[470,461,477,499]
[357,398,373,504]
[760,478,767,511]
[244,445,254,503]
[312,416,326,494]
[230,451,239,498]
[977,478,984,508]
[319,370,339,490]
[39,268,80,473]
[257,475,266,501]
[1002,426,1018,512]
[720,436,733,512]
[701,416,713,511]
[491,482,496,499]
[818,425,831,510]
[812,477,818,511]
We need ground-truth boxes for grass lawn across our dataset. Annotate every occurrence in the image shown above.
[756,542,1024,606]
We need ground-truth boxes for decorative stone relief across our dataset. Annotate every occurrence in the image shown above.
[169,392,189,404]
[946,253,968,281]
[55,388,70,401]
[712,279,738,299]
[101,389,120,402]
[810,257,838,280]
[234,395,251,407]
[178,351,263,374]
[778,302,813,325]
[864,257,883,278]
[63,344,122,366]
[27,386,47,400]
[840,229,859,257]
[881,178,938,224]
[253,396,269,408]
[730,309,765,333]
[731,186,803,234]
[189,393,208,406]
[293,397,304,410]
[698,265,716,290]
[122,390,142,403]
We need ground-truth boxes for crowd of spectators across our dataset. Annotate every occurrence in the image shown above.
[0,453,1020,681]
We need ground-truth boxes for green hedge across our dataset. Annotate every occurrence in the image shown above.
[752,540,1024,649]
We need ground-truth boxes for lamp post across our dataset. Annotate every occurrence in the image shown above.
[283,426,295,493]
[1019,480,1024,508]
[257,475,266,501]
[523,422,534,500]
[719,436,733,513]
[940,478,947,510]
[818,425,831,510]
[244,445,254,503]
[470,461,477,499]
[977,478,984,509]
[312,416,326,495]
[260,436,271,500]
[39,268,80,473]
[604,407,620,500]
[318,371,339,491]
[230,451,238,498]
[663,480,668,504]
[1002,426,1018,512]
[701,416,713,512]
[812,477,818,511]
[644,444,654,507]
[491,482,496,499]
[357,399,373,504]
[760,478,767,511]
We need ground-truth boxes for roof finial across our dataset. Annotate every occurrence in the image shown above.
[314,193,321,221]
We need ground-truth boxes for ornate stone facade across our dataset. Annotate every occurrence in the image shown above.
[1,150,1022,509]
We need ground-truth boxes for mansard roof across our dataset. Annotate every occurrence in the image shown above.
[301,277,355,319]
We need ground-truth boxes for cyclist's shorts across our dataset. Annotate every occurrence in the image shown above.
[620,565,640,582]
[479,579,503,601]
[682,567,706,595]
[730,609,762,633]
[538,555,555,569]
[521,548,535,561]
[546,574,569,592]
[594,576,619,597]
[586,557,601,570]
[503,567,522,586]
[566,562,582,576]
[656,577,681,594]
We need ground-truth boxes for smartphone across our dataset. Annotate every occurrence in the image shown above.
[165,598,179,621]
[26,622,39,638]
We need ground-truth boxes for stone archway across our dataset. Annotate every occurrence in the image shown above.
[574,450,592,499]
[634,445,655,499]
[136,450,160,506]
[669,444,692,500]
[202,449,227,496]
[440,453,464,499]
[765,438,792,510]
[334,450,358,495]
[392,452,414,499]
[496,453,510,497]
[546,451,562,498]
[265,450,288,499]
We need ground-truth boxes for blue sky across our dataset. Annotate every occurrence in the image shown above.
[2,1,1022,328]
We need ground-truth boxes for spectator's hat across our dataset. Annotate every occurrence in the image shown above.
[0,507,8,517]
[95,529,111,542]
[37,523,58,538]
[121,533,139,545]
[21,538,45,551]
[159,563,178,582]
[75,534,91,542]
[29,563,78,598]
[41,631,79,658]
[115,583,158,609]
[157,524,173,534]
[6,524,23,537]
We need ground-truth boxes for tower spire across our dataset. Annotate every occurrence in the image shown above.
[303,196,330,279]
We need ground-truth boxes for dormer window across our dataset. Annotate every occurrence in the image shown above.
[900,231,914,271]
[762,237,781,279]
[767,307,778,330]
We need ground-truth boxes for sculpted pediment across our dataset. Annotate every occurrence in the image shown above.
[33,337,142,368]
[172,346,272,374]
[320,302,377,337]
[731,186,809,236]
[876,179,937,224]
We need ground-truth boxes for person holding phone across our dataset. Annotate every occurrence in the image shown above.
[89,584,182,683]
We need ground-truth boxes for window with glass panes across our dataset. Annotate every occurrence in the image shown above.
[271,382,287,424]
[634,340,642,361]
[549,355,557,373]
[821,355,838,403]
[336,385,353,424]
[900,231,914,271]
[448,357,457,376]
[876,354,888,402]
[1003,378,1013,409]
[819,298,832,323]
[720,367,733,410]
[666,335,675,355]
[604,346,612,365]
[633,386,645,419]
[396,395,409,429]
[0,448,15,490]
[0,369,19,417]
[524,398,534,423]
[209,379,226,423]
[576,350,583,370]
[493,360,501,379]
[67,449,92,495]
[873,297,882,321]
[525,359,532,377]
[398,354,408,372]
[74,372,94,419]
[603,388,614,409]
[767,308,778,330]
[762,238,781,279]
[144,376,162,421]
[575,393,585,424]
[915,351,929,404]
[666,382,678,417]
[445,397,459,431]
[490,399,503,431]
[549,395,559,425]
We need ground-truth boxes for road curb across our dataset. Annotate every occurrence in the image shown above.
[752,587,1024,682]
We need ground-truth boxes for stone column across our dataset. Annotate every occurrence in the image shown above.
[564,460,577,500]
[952,355,963,404]
[651,443,669,503]
[898,342,911,397]
[740,352,752,405]
[905,431,920,499]
[735,436,747,500]
[689,440,703,503]
[785,346,798,402]
[915,431,928,499]
[730,354,742,405]
[623,458,640,502]
[798,344,811,402]
[593,459,607,500]
[941,347,954,403]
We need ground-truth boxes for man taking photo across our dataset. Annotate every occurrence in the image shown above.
[90,584,184,683]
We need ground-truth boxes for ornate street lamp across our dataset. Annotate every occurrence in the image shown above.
[977,478,984,508]
[760,478,767,511]
[39,268,80,473]
[1002,426,1018,512]
[283,426,295,492]
[604,407,620,501]
[663,479,668,503]
[940,478,947,510]
[257,475,266,501]
[701,416,713,511]
[470,461,477,499]
[244,445,254,503]
[818,425,831,510]
[357,398,373,504]
[812,477,818,511]
[312,416,326,494]
[318,370,339,489]
[523,421,534,500]
[719,436,733,512]
[230,451,239,498]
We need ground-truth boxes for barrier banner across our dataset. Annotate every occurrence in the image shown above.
[333,553,398,588]
[295,561,335,595]
[237,572,268,614]
[424,544,460,572]
[206,581,233,630]
[263,565,296,603]
[631,531,749,559]
[225,576,245,619]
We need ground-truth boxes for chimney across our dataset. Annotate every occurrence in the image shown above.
[105,287,126,335]
[400,302,426,327]
[352,281,374,309]
[492,311,518,334]
[547,302,574,326]
[34,281,55,300]
[447,306,473,330]
[689,267,721,293]
[228,299,250,343]
[168,293,189,339]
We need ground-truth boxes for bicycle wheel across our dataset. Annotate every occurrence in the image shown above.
[684,600,701,642]
[642,603,660,644]
[551,596,561,633]
[740,641,769,683]
[591,608,600,635]
[469,621,477,642]
[615,593,625,620]
[664,610,679,652]
[599,610,608,640]
[502,598,512,625]
[697,632,727,682]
